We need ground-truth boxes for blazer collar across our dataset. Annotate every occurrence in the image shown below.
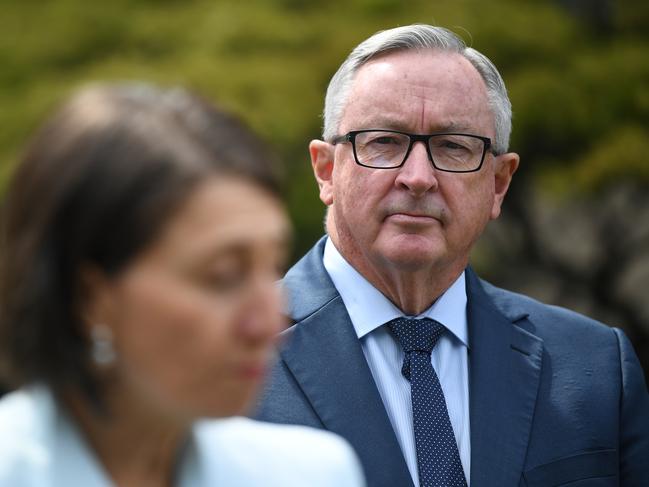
[283,236,338,321]
[465,267,544,486]
[281,237,414,487]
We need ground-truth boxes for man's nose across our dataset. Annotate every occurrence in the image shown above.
[394,141,438,196]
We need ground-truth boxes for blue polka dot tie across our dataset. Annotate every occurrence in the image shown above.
[388,318,467,487]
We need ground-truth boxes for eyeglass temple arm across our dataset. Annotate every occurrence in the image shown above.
[330,134,351,145]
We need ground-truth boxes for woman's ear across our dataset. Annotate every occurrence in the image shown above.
[78,266,120,367]
[310,140,335,206]
[77,265,114,335]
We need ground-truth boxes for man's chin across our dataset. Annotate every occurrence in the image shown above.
[376,237,445,271]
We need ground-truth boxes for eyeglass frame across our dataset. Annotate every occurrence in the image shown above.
[331,129,496,173]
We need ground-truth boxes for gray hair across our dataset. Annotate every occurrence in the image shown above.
[322,24,512,155]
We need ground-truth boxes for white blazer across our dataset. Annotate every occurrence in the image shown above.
[0,386,365,486]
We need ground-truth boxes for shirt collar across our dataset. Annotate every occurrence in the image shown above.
[323,237,468,347]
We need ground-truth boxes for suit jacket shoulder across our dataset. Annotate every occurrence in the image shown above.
[479,277,623,353]
[473,274,649,486]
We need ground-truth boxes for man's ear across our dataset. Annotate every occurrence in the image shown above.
[309,139,335,206]
[490,152,520,220]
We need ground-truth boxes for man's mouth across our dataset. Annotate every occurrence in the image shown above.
[386,212,441,224]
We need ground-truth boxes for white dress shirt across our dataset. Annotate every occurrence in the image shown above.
[323,237,471,486]
[0,385,366,487]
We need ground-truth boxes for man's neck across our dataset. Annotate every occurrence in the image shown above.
[370,264,464,315]
[327,233,465,316]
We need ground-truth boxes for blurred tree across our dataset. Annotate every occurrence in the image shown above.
[0,0,647,378]
[474,0,649,378]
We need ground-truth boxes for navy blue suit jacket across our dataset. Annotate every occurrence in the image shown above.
[256,238,649,486]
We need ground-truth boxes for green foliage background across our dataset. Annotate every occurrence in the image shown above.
[1,0,648,373]
[2,0,647,249]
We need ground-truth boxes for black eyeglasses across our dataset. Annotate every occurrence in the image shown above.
[331,129,494,173]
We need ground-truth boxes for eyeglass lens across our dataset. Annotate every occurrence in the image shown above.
[354,131,484,171]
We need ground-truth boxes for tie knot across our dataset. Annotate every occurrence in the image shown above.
[388,317,445,354]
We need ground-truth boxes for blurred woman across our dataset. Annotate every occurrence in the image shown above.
[0,84,364,486]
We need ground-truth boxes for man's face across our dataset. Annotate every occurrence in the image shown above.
[312,50,518,282]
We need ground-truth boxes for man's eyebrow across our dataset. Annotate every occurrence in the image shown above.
[430,121,474,132]
[352,119,477,133]
[354,118,410,131]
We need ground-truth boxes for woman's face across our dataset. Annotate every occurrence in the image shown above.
[88,176,290,420]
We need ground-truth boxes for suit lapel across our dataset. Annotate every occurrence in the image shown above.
[466,269,543,486]
[281,238,413,487]
[281,241,543,486]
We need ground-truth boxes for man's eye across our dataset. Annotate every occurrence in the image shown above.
[442,141,468,151]
[369,136,400,145]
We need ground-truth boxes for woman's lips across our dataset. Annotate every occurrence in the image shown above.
[237,362,267,380]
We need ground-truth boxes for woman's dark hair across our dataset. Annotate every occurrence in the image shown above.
[0,83,282,401]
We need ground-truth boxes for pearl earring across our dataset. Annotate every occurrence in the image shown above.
[90,324,116,366]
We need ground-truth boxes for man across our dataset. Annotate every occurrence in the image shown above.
[256,25,649,487]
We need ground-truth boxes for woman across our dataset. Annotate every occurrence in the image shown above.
[0,84,364,486]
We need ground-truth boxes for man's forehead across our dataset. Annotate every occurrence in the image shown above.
[354,49,481,87]
[341,50,492,133]
[346,115,480,133]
